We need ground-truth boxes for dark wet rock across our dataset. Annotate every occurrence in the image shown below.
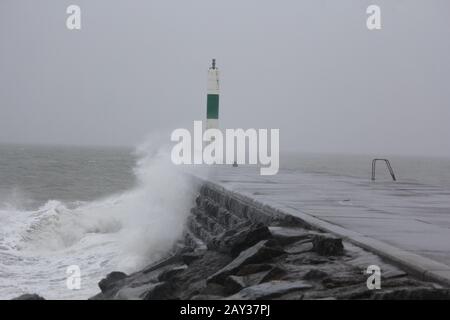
[285,241,314,254]
[88,292,105,300]
[226,280,313,300]
[12,293,45,300]
[259,266,286,282]
[312,234,344,256]
[303,269,328,280]
[201,283,227,296]
[182,251,204,265]
[142,255,182,274]
[191,294,224,300]
[235,264,273,276]
[375,276,423,288]
[372,288,450,300]
[302,281,370,300]
[98,271,128,293]
[203,198,220,217]
[224,275,247,294]
[158,265,188,282]
[183,231,207,251]
[174,251,232,300]
[142,282,175,300]
[286,252,330,265]
[195,195,202,207]
[114,286,151,300]
[208,223,272,257]
[269,227,311,246]
[208,240,285,285]
[225,265,287,292]
[125,264,175,291]
[381,268,407,279]
[322,274,366,289]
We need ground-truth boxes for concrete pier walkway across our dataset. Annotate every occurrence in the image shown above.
[191,166,450,286]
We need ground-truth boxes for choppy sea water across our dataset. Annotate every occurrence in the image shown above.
[1,144,450,299]
[0,143,194,299]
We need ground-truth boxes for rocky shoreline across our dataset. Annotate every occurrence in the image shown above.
[14,183,450,300]
[88,184,450,300]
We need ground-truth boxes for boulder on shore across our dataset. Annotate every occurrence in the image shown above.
[226,280,313,300]
[98,271,128,293]
[312,234,344,256]
[12,293,45,300]
[208,240,285,285]
[207,222,272,257]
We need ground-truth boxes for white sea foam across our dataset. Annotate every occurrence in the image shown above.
[0,138,196,299]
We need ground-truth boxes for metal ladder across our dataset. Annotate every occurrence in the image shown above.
[371,159,396,181]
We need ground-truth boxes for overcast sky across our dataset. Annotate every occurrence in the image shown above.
[1,0,449,156]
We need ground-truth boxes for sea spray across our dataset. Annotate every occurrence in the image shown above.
[0,137,197,299]
[114,137,196,270]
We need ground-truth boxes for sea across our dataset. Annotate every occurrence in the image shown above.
[0,142,195,299]
[1,143,450,299]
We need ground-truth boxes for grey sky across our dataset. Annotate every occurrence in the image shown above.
[1,0,449,156]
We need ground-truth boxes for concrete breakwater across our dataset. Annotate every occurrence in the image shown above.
[86,179,450,300]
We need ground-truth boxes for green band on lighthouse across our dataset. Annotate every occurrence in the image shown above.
[207,94,219,119]
[206,59,219,130]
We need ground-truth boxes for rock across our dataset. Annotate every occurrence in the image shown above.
[142,282,175,300]
[182,252,204,265]
[235,264,273,276]
[173,251,233,300]
[158,265,188,282]
[191,294,224,300]
[12,293,45,300]
[98,271,128,293]
[372,288,450,300]
[245,267,287,287]
[286,252,330,265]
[312,234,344,256]
[88,292,105,300]
[311,283,373,300]
[208,240,285,285]
[285,241,314,254]
[269,227,311,246]
[322,274,366,289]
[224,275,247,294]
[201,283,227,296]
[382,269,407,279]
[126,265,172,290]
[259,266,286,282]
[303,269,328,280]
[203,198,219,216]
[208,223,272,257]
[195,194,201,207]
[90,188,450,300]
[226,280,313,300]
[375,276,422,288]
[114,286,151,300]
[142,255,182,274]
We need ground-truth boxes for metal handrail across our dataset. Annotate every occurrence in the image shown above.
[372,159,396,181]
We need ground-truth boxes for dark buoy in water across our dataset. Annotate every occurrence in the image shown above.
[233,161,238,167]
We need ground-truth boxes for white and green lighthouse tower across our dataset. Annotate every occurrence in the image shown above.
[206,59,220,130]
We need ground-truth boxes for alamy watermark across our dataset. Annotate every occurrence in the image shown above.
[66,265,81,290]
[170,121,279,175]
[65,4,380,31]
[66,5,81,30]
[366,5,382,30]
[366,265,381,290]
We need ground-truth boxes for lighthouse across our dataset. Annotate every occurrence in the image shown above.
[206,59,220,130]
